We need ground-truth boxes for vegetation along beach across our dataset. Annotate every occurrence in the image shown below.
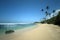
[0,0,60,40]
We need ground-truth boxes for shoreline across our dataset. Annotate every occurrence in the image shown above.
[0,23,60,40]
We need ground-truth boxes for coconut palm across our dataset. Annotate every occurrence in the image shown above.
[45,11,48,23]
[41,6,50,23]
[45,6,49,17]
[46,6,49,10]
[45,11,48,16]
[53,10,55,13]
[48,13,51,17]
[52,10,55,17]
[41,9,44,11]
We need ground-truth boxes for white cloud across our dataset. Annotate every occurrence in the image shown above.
[54,9,60,16]
[47,9,60,19]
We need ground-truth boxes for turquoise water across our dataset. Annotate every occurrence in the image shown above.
[0,23,35,35]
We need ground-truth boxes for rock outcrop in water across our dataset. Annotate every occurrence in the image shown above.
[5,30,14,34]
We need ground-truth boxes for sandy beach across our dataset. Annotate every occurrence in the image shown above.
[0,23,60,40]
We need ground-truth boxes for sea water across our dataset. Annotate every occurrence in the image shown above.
[0,23,35,35]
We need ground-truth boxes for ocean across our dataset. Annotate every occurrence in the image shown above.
[0,23,35,35]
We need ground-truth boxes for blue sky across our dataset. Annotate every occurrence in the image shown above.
[0,0,60,23]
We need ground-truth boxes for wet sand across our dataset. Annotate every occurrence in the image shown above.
[0,24,60,40]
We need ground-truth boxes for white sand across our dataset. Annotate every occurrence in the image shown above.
[0,24,60,40]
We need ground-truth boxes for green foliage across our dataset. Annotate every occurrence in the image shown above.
[40,21,45,24]
[55,11,60,25]
[40,11,60,26]
[46,16,57,24]
[40,5,60,26]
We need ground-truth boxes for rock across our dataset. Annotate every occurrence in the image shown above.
[5,30,14,34]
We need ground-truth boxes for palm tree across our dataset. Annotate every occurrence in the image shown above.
[45,6,49,17]
[45,6,50,23]
[41,6,50,23]
[46,6,49,10]
[41,9,44,11]
[45,11,48,23]
[48,13,51,17]
[42,18,46,23]
[52,10,55,17]
[53,10,55,13]
[45,11,48,16]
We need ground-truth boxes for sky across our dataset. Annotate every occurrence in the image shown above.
[0,0,60,23]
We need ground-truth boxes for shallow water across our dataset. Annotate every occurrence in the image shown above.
[0,23,35,35]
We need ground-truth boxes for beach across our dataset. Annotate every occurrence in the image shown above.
[0,23,60,40]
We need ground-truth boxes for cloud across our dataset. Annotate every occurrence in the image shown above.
[54,9,60,16]
[47,9,60,19]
